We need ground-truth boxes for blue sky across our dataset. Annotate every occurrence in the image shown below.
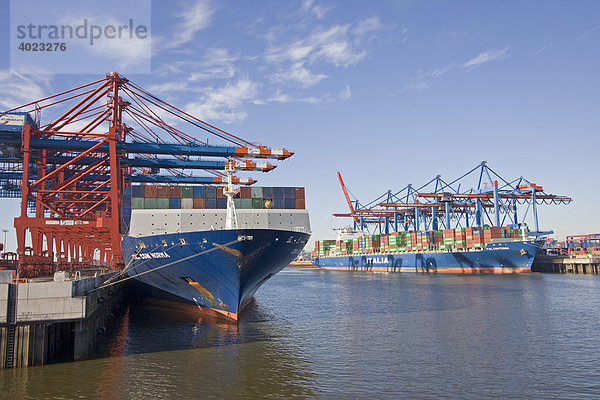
[0,0,599,250]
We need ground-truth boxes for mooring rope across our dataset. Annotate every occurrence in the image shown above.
[92,239,240,291]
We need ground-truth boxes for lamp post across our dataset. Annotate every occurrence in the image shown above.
[1,229,8,258]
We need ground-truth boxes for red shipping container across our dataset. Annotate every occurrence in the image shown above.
[157,186,169,198]
[193,198,205,209]
[217,187,226,198]
[240,187,252,199]
[294,187,305,199]
[144,185,158,197]
[168,186,181,198]
[295,199,305,209]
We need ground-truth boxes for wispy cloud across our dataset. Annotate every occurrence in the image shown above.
[0,71,51,110]
[301,0,331,19]
[265,90,322,105]
[531,42,552,57]
[156,0,215,51]
[265,17,382,87]
[464,47,509,69]
[404,63,454,92]
[337,84,351,101]
[189,48,238,81]
[184,78,258,124]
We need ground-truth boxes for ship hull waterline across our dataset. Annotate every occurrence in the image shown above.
[313,240,544,274]
[121,228,311,322]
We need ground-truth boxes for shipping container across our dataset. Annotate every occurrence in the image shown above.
[234,198,241,208]
[252,198,263,209]
[239,187,252,199]
[295,198,305,209]
[205,186,217,198]
[168,186,181,198]
[273,187,284,198]
[181,198,193,209]
[205,198,217,208]
[262,186,274,199]
[294,187,305,199]
[169,198,181,209]
[216,198,227,209]
[132,185,144,197]
[157,198,169,209]
[144,185,158,198]
[122,194,132,207]
[273,198,284,209]
[251,186,263,198]
[193,186,204,198]
[123,187,132,196]
[284,198,295,209]
[284,187,295,198]
[181,186,193,198]
[156,186,169,198]
[193,198,205,209]
[217,186,226,199]
[132,197,144,209]
[144,197,157,209]
[240,198,252,209]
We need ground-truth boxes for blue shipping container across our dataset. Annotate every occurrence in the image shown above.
[284,187,295,198]
[122,195,132,207]
[205,186,217,198]
[123,187,132,196]
[284,198,295,209]
[216,198,227,209]
[193,186,204,198]
[169,198,181,209]
[132,185,144,197]
[273,198,285,209]
[263,186,274,198]
[273,187,284,198]
[205,198,217,208]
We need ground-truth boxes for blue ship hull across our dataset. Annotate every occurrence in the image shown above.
[121,229,310,321]
[313,240,544,273]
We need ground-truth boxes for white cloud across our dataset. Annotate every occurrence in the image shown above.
[184,78,258,124]
[464,47,509,69]
[301,0,331,19]
[157,0,215,51]
[146,81,189,94]
[271,63,328,88]
[189,48,237,81]
[265,18,381,87]
[337,84,351,101]
[266,90,323,104]
[0,71,51,110]
[404,63,454,92]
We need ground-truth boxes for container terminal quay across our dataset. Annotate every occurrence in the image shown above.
[0,73,595,369]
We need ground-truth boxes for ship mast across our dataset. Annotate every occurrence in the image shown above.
[224,160,239,230]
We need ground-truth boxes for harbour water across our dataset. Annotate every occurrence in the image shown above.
[2,269,600,399]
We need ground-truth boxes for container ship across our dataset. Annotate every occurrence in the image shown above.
[121,183,311,321]
[312,226,544,273]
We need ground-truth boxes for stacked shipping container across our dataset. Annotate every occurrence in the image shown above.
[312,226,529,258]
[126,184,306,210]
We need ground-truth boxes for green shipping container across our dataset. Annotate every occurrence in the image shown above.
[181,186,193,198]
[240,199,252,209]
[144,197,157,209]
[251,187,263,198]
[234,199,241,208]
[252,198,263,209]
[157,198,169,209]
[132,198,144,209]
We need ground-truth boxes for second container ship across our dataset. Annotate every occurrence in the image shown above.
[312,226,544,273]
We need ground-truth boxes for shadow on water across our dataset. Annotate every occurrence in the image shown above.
[0,294,318,399]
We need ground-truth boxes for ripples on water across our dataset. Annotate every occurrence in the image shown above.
[2,270,600,399]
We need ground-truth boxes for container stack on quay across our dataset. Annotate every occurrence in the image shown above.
[125,185,306,211]
[312,226,528,258]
